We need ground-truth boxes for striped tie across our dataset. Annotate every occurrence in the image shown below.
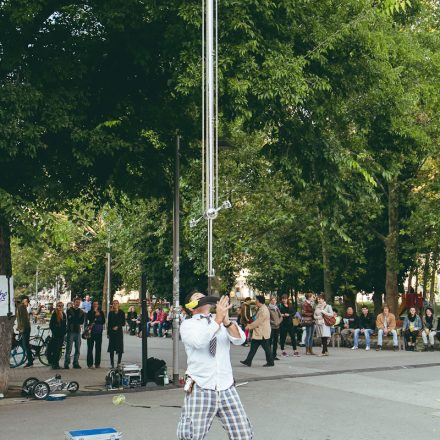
[201,315,217,356]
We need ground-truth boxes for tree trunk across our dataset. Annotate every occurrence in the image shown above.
[422,253,431,299]
[0,213,14,395]
[384,180,399,315]
[343,291,356,311]
[373,291,383,316]
[321,229,333,303]
[407,266,414,293]
[429,251,439,308]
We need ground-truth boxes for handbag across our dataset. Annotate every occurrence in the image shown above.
[300,316,314,327]
[323,314,336,327]
[292,317,300,327]
[82,325,92,340]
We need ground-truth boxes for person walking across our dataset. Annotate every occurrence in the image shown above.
[241,295,274,367]
[177,292,252,440]
[86,300,105,368]
[268,296,283,360]
[107,299,126,368]
[17,296,33,368]
[48,301,67,369]
[64,297,85,369]
[314,294,334,356]
[301,292,315,355]
[279,294,299,357]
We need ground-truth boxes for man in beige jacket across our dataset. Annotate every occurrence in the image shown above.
[240,295,274,367]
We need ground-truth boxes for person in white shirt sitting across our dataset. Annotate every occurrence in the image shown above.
[177,292,253,440]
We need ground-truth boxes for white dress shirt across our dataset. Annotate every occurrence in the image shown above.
[180,314,245,391]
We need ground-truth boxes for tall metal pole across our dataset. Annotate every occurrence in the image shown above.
[206,0,216,294]
[107,239,111,314]
[172,134,181,384]
[35,269,38,303]
[140,268,148,385]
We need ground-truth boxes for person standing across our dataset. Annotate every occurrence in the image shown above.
[403,307,422,351]
[177,292,252,440]
[64,297,85,369]
[241,295,274,367]
[314,294,333,357]
[86,300,105,368]
[376,304,398,351]
[17,296,33,368]
[301,292,315,355]
[107,299,126,368]
[268,296,283,360]
[422,307,437,351]
[279,294,299,357]
[48,301,67,369]
[80,294,92,313]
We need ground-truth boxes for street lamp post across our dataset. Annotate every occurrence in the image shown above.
[172,134,181,384]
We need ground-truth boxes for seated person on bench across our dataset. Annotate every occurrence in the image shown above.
[376,304,398,351]
[352,306,375,351]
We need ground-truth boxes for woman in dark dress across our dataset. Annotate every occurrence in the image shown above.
[107,300,126,368]
[86,301,105,368]
[48,301,67,369]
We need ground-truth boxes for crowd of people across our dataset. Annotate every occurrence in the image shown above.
[14,291,439,371]
[235,293,440,365]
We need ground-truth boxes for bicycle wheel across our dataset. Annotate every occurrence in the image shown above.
[10,341,26,368]
[37,340,50,366]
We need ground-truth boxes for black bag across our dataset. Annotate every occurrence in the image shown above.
[145,357,166,384]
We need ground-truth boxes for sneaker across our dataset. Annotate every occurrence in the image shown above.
[273,357,280,361]
[351,346,358,350]
[365,346,370,351]
[281,351,288,357]
[376,346,382,351]
[393,347,398,351]
[240,360,251,367]
[293,351,300,357]
[299,343,305,347]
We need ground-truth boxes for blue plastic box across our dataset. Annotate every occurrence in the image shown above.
[65,428,122,440]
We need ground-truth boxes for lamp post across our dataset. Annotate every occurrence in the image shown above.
[172,134,181,384]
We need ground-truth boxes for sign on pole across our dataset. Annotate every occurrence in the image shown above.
[0,275,15,317]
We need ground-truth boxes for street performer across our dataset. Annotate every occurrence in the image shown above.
[177,292,253,440]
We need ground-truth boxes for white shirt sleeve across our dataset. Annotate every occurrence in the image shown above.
[180,319,220,349]
[226,322,246,345]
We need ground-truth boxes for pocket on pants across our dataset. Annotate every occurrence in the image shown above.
[177,416,193,440]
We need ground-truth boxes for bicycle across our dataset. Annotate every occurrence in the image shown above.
[9,326,64,368]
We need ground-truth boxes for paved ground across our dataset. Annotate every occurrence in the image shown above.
[2,361,440,439]
[8,330,440,393]
[6,330,440,438]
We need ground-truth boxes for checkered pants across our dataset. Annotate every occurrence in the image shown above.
[177,384,253,440]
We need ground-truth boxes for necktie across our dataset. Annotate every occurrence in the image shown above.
[201,315,217,356]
